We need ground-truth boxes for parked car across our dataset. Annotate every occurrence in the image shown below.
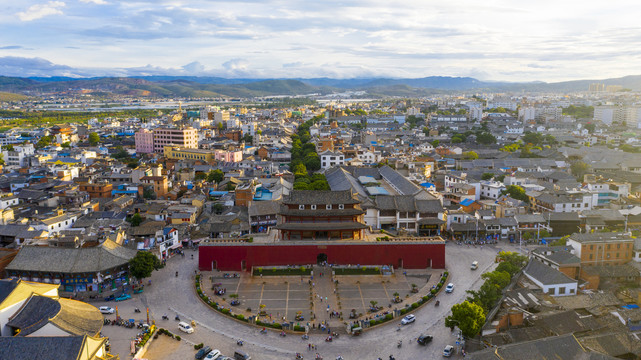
[179,322,194,334]
[204,349,221,359]
[417,334,433,346]
[195,346,212,360]
[400,314,416,325]
[443,345,455,357]
[114,293,131,302]
[99,306,115,314]
[445,283,454,293]
[104,294,115,301]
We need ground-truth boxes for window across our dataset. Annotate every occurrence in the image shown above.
[590,245,594,250]
[338,204,344,209]
[311,205,317,210]
[589,254,593,260]
[558,287,565,295]
[299,205,305,210]
[326,204,332,210]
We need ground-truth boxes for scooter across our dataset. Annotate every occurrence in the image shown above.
[162,315,169,320]
[435,300,440,307]
[302,334,309,340]
[397,340,402,348]
[237,340,244,346]
[175,315,180,321]
[260,328,267,334]
[134,308,141,313]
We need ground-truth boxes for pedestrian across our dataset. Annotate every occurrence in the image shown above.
[308,343,311,350]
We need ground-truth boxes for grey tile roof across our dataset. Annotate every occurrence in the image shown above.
[0,336,87,360]
[6,239,137,273]
[283,190,360,205]
[379,165,421,195]
[533,249,580,265]
[325,167,368,197]
[0,278,19,306]
[7,295,61,336]
[524,259,577,285]
[248,201,281,217]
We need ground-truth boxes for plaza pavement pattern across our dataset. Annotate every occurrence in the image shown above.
[96,242,530,359]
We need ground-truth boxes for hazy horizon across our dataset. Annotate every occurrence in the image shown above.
[1,0,640,82]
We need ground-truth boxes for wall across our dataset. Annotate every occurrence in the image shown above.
[199,242,445,271]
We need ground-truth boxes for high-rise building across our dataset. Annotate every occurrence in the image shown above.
[152,128,198,152]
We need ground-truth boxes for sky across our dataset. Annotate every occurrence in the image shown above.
[0,0,640,82]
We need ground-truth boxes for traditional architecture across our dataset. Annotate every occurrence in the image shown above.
[274,190,367,240]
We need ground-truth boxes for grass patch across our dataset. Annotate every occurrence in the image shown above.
[334,267,380,275]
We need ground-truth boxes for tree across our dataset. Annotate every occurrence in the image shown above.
[310,180,330,190]
[61,142,71,148]
[431,140,440,147]
[143,186,156,200]
[194,172,207,181]
[128,251,161,279]
[88,132,100,146]
[2,144,14,151]
[482,271,511,289]
[522,132,543,146]
[495,174,505,182]
[463,151,479,160]
[293,163,307,177]
[36,136,52,149]
[476,132,496,145]
[481,173,494,180]
[242,134,253,143]
[207,169,224,183]
[584,123,596,133]
[129,213,143,227]
[501,185,528,202]
[570,161,590,180]
[496,251,528,276]
[445,301,485,338]
[0,153,4,166]
[303,153,321,172]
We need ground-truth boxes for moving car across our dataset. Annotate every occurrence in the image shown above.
[417,334,433,345]
[179,321,194,334]
[443,345,455,357]
[99,306,115,314]
[445,283,454,293]
[400,314,416,325]
[471,261,479,270]
[114,293,131,302]
[195,346,212,360]
[204,349,221,359]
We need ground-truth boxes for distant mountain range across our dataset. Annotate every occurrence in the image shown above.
[0,74,640,98]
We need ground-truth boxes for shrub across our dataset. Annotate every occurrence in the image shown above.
[369,320,376,326]
[194,343,203,350]
[422,296,429,302]
[411,302,419,309]
[431,289,437,294]
[294,325,305,332]
[235,314,245,320]
[221,309,230,314]
[175,336,181,341]
[385,314,393,320]
[400,308,408,315]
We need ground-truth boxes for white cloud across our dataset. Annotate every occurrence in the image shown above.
[17,1,66,22]
[79,0,107,4]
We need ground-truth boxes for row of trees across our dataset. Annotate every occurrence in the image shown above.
[445,252,528,338]
[291,116,330,191]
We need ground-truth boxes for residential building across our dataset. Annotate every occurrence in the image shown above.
[320,150,345,169]
[140,176,169,198]
[78,182,113,199]
[566,232,634,266]
[134,128,154,154]
[523,259,578,296]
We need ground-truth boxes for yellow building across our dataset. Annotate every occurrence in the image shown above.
[164,146,216,162]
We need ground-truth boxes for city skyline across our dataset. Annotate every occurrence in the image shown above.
[1,0,641,81]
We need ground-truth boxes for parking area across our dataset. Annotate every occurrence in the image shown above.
[202,273,312,323]
[337,272,433,316]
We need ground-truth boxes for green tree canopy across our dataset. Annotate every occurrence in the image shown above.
[293,163,307,177]
[501,185,528,202]
[128,251,161,279]
[303,152,321,172]
[463,151,479,160]
[476,132,496,145]
[207,169,224,183]
[481,173,494,180]
[129,213,143,227]
[445,301,485,338]
[570,161,590,180]
[88,132,100,146]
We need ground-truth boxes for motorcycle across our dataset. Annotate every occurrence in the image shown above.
[162,315,169,320]
[175,271,178,277]
[301,334,309,340]
[175,315,180,321]
[260,328,267,334]
[134,308,141,313]
[279,331,287,337]
[435,300,440,307]
[325,336,332,342]
[397,340,402,348]
[237,340,244,346]
[296,354,304,360]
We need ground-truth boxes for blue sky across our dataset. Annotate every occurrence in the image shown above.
[1,0,640,81]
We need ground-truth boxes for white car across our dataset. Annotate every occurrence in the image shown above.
[204,350,221,360]
[401,314,416,325]
[99,306,115,314]
[445,283,454,293]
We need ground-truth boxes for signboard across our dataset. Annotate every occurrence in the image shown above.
[62,277,93,284]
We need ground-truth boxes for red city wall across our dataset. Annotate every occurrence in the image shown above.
[198,242,445,271]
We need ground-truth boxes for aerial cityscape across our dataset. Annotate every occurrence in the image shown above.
[2,1,641,360]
